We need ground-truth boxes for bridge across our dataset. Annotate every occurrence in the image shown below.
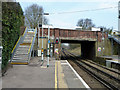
[38,27,108,59]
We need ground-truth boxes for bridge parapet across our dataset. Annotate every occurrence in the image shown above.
[59,37,97,41]
[39,28,108,42]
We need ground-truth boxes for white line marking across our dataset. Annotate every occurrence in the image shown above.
[65,60,91,89]
[61,63,68,65]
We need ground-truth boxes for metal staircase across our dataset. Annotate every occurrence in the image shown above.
[10,28,37,64]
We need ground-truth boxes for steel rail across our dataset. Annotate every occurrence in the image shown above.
[62,50,120,90]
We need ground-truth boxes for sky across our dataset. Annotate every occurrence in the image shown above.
[16,0,120,30]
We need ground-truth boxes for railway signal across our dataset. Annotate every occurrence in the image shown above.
[55,38,59,44]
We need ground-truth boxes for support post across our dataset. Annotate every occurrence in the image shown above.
[41,15,44,61]
[118,44,120,62]
[111,39,113,56]
[32,50,34,58]
[47,26,50,67]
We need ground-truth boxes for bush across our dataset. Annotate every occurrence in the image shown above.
[2,2,24,69]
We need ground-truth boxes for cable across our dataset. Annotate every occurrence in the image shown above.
[49,6,118,15]
[25,6,118,15]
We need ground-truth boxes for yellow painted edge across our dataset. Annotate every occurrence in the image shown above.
[20,43,31,45]
[11,36,21,53]
[28,37,33,54]
[55,61,57,89]
[27,32,35,34]
[22,27,27,36]
[11,62,28,65]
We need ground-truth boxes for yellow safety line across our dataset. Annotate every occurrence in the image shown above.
[22,27,27,36]
[11,62,28,65]
[55,61,57,89]
[20,43,31,46]
[11,36,21,53]
[27,32,35,34]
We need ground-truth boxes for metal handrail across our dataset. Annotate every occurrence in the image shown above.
[28,37,34,54]
[21,27,28,43]
[28,28,37,63]
[11,36,21,53]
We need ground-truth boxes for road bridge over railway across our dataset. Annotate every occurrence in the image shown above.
[38,27,108,59]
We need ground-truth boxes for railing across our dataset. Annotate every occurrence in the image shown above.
[28,28,37,63]
[108,34,120,44]
[21,27,28,43]
[10,27,28,62]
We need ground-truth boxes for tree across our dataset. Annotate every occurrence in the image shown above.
[25,4,48,28]
[77,18,95,30]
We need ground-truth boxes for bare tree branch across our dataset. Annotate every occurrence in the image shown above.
[25,4,48,28]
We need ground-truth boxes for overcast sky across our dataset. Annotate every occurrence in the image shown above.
[16,0,119,30]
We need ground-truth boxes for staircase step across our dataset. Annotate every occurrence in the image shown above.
[14,52,28,55]
[15,50,28,54]
[17,46,30,50]
[11,60,28,65]
[13,57,28,61]
[23,41,32,43]
[17,48,29,51]
[13,57,28,60]
[19,45,30,48]
[26,34,34,37]
[14,54,28,57]
[24,37,33,39]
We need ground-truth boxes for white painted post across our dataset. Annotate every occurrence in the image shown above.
[41,15,44,61]
[47,25,50,67]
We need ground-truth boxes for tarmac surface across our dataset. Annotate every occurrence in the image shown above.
[2,56,89,89]
[2,57,55,88]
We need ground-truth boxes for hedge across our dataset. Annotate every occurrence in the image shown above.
[2,2,24,69]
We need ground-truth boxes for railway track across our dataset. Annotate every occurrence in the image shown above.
[61,49,120,90]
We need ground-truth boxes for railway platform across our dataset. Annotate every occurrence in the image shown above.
[2,57,90,89]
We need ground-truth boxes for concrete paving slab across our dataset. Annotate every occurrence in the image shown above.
[60,60,89,89]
